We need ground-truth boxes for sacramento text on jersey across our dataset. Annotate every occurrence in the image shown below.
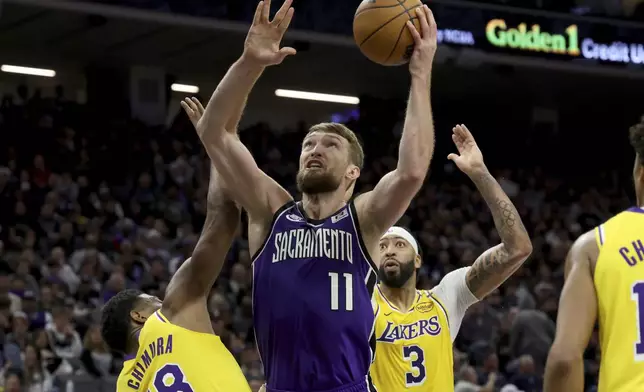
[272,228,354,263]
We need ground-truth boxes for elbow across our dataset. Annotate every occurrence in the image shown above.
[195,120,226,143]
[546,346,582,377]
[515,241,533,261]
[509,238,533,263]
[397,169,426,188]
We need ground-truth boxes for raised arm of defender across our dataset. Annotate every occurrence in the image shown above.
[354,6,437,252]
[161,101,242,332]
[194,0,295,221]
[448,125,533,299]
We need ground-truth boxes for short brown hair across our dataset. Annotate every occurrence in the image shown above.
[307,123,364,169]
[630,117,644,165]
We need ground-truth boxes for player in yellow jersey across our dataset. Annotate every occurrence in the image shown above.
[544,118,644,392]
[370,125,533,392]
[101,98,251,392]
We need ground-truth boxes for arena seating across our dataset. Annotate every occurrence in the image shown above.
[0,79,618,391]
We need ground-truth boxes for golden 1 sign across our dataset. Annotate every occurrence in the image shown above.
[485,19,580,56]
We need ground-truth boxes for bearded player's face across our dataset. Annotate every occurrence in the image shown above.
[378,236,418,288]
[297,132,349,194]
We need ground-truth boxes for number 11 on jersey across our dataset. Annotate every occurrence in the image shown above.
[329,272,353,311]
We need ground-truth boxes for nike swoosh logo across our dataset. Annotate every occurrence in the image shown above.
[384,312,392,316]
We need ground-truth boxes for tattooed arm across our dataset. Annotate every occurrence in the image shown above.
[447,125,532,299]
[465,170,532,298]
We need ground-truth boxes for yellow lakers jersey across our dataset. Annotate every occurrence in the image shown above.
[370,286,454,392]
[116,310,250,392]
[594,207,644,392]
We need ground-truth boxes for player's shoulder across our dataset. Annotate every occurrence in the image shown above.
[566,229,599,276]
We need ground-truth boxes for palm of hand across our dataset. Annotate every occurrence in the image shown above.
[243,0,295,66]
[454,139,483,169]
[449,125,485,173]
[245,29,282,63]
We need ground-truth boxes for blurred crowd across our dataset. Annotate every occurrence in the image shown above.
[0,82,628,392]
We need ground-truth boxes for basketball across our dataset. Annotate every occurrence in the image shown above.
[353,0,424,66]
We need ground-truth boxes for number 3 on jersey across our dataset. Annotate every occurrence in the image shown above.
[329,272,353,311]
[403,345,426,387]
[151,364,194,392]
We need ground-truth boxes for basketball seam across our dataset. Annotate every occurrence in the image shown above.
[355,3,405,17]
[385,0,421,65]
[358,7,410,47]
[383,21,408,64]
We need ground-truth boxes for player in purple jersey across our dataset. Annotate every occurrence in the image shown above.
[190,1,438,391]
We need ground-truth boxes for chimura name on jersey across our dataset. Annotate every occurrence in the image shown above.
[271,227,354,263]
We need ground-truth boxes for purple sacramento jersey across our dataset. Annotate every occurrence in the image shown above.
[252,201,378,392]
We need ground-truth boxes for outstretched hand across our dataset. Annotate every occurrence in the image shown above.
[447,124,486,175]
[180,97,204,129]
[243,0,296,66]
[406,5,438,82]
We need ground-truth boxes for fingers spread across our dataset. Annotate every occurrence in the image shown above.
[261,0,271,23]
[191,97,205,114]
[416,6,429,38]
[424,5,436,37]
[180,101,193,116]
[278,7,295,32]
[253,1,264,25]
[272,0,292,25]
[406,21,422,45]
[461,124,474,139]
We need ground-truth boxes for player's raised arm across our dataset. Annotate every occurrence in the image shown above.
[194,0,295,219]
[544,231,598,392]
[159,102,239,317]
[448,125,532,299]
[355,6,437,242]
[162,165,240,314]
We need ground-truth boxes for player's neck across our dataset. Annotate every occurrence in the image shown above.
[301,191,346,220]
[126,327,143,355]
[380,283,417,312]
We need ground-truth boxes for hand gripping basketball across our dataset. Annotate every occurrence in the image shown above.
[406,5,438,81]
[243,0,297,66]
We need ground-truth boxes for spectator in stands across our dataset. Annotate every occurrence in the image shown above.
[455,365,496,392]
[80,324,118,377]
[21,344,53,392]
[45,306,82,374]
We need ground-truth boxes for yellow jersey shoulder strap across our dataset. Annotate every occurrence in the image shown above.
[594,224,606,249]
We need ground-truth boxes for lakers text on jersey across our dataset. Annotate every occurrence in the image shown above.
[594,206,644,392]
[371,287,454,392]
[252,201,378,392]
[116,310,250,392]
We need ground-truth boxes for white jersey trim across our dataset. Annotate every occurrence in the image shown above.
[430,267,479,342]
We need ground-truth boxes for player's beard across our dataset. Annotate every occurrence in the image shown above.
[296,169,341,194]
[378,258,416,289]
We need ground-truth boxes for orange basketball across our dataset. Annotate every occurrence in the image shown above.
[353,0,423,66]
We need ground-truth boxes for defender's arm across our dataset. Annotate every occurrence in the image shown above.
[544,231,598,392]
[163,166,239,311]
[355,9,437,249]
[465,169,532,298]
